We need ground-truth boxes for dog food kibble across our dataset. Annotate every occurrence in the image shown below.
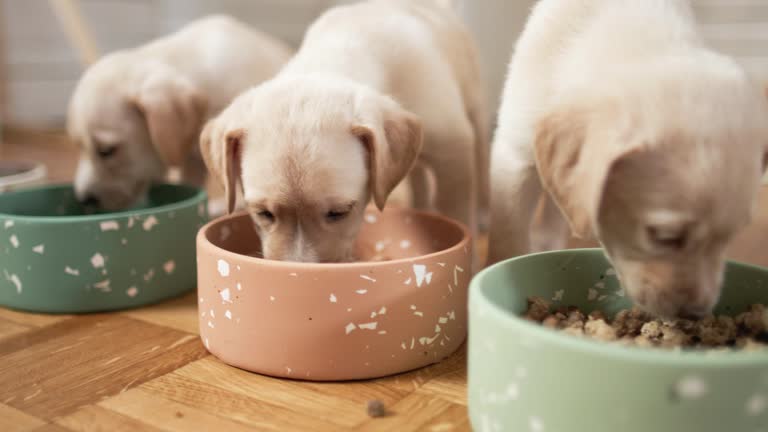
[524,297,768,349]
[367,399,387,418]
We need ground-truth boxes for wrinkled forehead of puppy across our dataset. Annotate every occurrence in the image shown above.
[235,77,371,208]
[594,78,768,233]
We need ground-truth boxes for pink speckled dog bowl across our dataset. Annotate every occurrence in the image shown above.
[196,207,471,381]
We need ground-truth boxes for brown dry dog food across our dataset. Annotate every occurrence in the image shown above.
[525,297,768,349]
[367,399,387,418]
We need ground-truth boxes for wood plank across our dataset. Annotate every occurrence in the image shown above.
[0,317,31,342]
[375,347,466,393]
[355,392,463,432]
[0,307,71,328]
[417,370,467,406]
[55,405,164,432]
[0,403,46,432]
[173,357,372,428]
[120,292,199,334]
[28,425,73,432]
[99,388,261,432]
[0,315,207,419]
[139,370,342,432]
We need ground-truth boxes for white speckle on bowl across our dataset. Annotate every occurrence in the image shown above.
[289,272,298,277]
[605,268,617,276]
[198,203,206,217]
[100,220,119,231]
[435,325,441,333]
[142,216,159,231]
[453,265,464,285]
[3,271,21,293]
[164,260,175,274]
[210,309,215,318]
[507,383,520,400]
[747,394,767,416]
[285,366,292,374]
[365,214,378,224]
[438,316,448,324]
[217,259,230,277]
[359,322,378,330]
[437,262,446,267]
[370,312,377,318]
[220,288,232,303]
[595,281,606,289]
[598,295,608,302]
[204,337,210,349]
[411,305,417,310]
[378,330,387,335]
[345,323,357,334]
[448,284,453,294]
[347,308,352,312]
[587,288,598,301]
[401,342,407,350]
[91,253,105,268]
[236,283,242,291]
[516,366,528,379]
[329,293,337,303]
[93,279,111,292]
[414,311,424,317]
[426,272,433,284]
[143,269,155,282]
[9,235,19,248]
[413,264,428,287]
[126,287,138,297]
[3,221,13,229]
[208,321,214,328]
[269,296,276,302]
[529,416,544,432]
[127,217,136,229]
[448,310,456,320]
[121,238,127,245]
[199,297,204,303]
[220,226,232,241]
[225,310,232,320]
[236,265,241,271]
[379,306,387,315]
[552,290,564,301]
[404,277,413,285]
[65,266,80,276]
[130,268,136,276]
[374,241,387,252]
[356,289,368,295]
[32,244,44,255]
[410,337,416,349]
[400,240,411,249]
[675,376,708,400]
[360,274,376,283]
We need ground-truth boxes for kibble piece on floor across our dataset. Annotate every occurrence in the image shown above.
[367,399,387,418]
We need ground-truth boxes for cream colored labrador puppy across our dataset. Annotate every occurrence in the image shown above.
[201,0,487,263]
[489,0,768,318]
[68,15,292,210]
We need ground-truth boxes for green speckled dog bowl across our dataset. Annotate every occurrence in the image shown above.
[0,184,207,313]
[469,249,768,432]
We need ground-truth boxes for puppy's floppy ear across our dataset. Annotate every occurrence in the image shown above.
[132,63,208,167]
[200,118,244,214]
[352,95,423,211]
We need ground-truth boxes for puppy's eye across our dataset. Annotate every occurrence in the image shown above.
[257,210,275,223]
[647,226,687,250]
[326,210,350,223]
[97,146,118,159]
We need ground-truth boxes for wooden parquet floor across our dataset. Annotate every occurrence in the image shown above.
[2,128,768,431]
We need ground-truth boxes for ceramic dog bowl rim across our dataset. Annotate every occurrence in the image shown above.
[197,208,471,270]
[0,160,46,188]
[0,183,208,223]
[471,248,768,367]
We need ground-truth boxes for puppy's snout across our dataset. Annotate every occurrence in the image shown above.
[617,258,724,319]
[79,193,101,208]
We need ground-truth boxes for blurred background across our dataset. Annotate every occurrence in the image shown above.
[0,0,766,131]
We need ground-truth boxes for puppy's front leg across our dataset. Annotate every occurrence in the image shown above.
[487,157,541,265]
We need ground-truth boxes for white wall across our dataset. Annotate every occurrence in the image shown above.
[2,0,768,128]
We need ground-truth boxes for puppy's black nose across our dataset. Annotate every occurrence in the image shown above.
[79,194,100,207]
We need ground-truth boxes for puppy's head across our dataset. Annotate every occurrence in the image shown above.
[68,54,207,210]
[536,76,768,318]
[201,77,422,262]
